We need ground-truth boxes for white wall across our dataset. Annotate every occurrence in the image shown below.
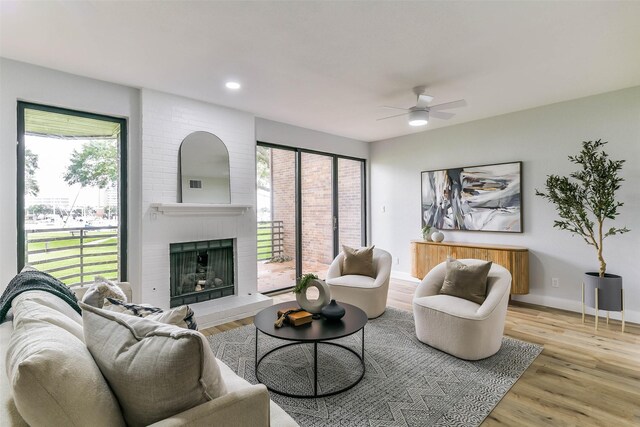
[140,89,257,308]
[256,118,369,159]
[0,58,142,294]
[181,176,230,203]
[0,60,370,308]
[371,87,640,322]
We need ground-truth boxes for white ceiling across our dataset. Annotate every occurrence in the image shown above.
[1,1,639,142]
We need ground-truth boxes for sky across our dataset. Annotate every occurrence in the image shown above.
[25,135,117,210]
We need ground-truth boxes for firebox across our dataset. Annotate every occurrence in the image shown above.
[169,239,234,307]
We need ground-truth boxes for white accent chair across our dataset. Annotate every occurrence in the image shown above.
[326,248,392,319]
[413,259,511,360]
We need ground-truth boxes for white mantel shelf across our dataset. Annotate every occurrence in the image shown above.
[150,203,252,216]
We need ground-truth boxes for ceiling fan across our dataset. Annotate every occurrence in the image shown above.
[378,86,467,127]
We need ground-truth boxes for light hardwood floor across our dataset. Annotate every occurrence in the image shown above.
[202,279,640,426]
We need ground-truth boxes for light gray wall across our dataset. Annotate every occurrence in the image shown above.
[256,118,369,159]
[0,58,142,293]
[371,87,640,322]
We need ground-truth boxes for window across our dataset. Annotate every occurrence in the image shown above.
[17,102,127,285]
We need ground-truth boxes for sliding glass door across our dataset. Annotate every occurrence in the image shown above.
[256,143,366,294]
[301,152,335,279]
[337,157,365,249]
[257,146,298,293]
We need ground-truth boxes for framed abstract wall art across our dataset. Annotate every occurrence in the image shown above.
[421,161,522,232]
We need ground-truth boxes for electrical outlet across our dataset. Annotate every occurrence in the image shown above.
[551,278,559,288]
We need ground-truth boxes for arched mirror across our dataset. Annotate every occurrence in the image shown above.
[180,131,231,203]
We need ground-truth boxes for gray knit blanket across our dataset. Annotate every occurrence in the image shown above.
[0,270,81,322]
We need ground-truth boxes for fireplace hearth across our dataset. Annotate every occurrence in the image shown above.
[169,239,234,307]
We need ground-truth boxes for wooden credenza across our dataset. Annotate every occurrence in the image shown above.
[411,240,529,295]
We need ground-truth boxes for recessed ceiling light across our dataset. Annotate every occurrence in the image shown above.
[225,81,241,90]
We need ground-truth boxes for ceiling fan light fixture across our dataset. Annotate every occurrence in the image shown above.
[408,110,428,126]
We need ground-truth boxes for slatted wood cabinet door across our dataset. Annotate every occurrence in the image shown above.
[411,241,529,295]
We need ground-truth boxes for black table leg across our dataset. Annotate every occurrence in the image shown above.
[361,326,365,361]
[255,328,258,372]
[255,340,364,398]
[314,341,318,397]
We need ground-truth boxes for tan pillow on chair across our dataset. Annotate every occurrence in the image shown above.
[439,258,492,304]
[342,245,376,278]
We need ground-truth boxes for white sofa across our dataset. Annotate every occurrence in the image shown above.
[413,259,512,360]
[326,248,392,319]
[1,283,298,427]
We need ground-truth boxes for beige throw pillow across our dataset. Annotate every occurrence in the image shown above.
[81,276,127,308]
[81,302,227,427]
[342,245,376,278]
[6,299,125,427]
[439,259,492,304]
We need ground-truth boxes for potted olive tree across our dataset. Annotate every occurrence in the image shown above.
[536,140,629,323]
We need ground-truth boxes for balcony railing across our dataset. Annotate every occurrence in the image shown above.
[25,226,119,286]
[257,220,284,261]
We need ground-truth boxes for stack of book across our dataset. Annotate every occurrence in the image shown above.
[276,308,313,326]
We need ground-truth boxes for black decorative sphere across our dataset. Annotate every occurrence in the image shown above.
[321,299,346,321]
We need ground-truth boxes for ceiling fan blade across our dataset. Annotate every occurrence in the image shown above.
[382,105,410,111]
[429,99,467,111]
[429,111,455,120]
[415,94,434,108]
[376,112,410,121]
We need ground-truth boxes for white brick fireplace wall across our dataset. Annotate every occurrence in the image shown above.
[140,89,270,327]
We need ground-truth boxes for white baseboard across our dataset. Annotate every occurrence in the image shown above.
[512,293,639,324]
[391,270,420,283]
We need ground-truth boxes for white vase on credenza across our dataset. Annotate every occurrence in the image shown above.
[431,231,444,242]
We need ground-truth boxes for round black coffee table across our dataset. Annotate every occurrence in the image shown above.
[253,301,367,398]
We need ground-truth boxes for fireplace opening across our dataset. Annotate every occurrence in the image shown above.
[170,239,234,307]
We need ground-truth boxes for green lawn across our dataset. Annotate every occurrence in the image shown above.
[26,229,119,285]
[27,224,277,285]
[257,225,273,260]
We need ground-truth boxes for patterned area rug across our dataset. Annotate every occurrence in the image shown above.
[207,307,542,426]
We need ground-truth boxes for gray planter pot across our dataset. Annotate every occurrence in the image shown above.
[583,272,623,311]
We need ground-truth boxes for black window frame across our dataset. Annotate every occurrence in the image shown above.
[17,101,128,281]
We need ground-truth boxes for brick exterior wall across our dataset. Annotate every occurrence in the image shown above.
[301,152,334,265]
[338,158,363,249]
[270,149,363,266]
[271,149,296,259]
